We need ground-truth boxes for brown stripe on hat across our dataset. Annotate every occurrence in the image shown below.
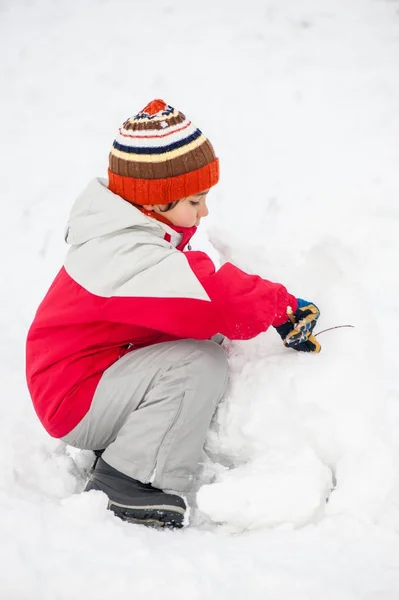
[109,139,215,180]
[123,112,186,133]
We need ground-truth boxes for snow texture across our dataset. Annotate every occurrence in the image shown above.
[1,0,399,598]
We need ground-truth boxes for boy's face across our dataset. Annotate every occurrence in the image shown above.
[145,190,209,228]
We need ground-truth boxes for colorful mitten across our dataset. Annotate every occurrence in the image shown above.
[275,298,321,353]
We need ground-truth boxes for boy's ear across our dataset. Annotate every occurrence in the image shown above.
[142,204,155,211]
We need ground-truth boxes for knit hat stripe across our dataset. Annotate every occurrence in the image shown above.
[117,122,197,147]
[124,113,186,132]
[131,106,179,123]
[115,122,199,149]
[108,99,219,205]
[108,157,219,205]
[109,139,216,180]
[113,128,202,156]
[119,119,192,140]
[111,133,207,164]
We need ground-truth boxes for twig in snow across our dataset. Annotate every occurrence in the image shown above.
[315,325,354,337]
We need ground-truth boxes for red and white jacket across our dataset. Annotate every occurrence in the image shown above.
[26,178,298,438]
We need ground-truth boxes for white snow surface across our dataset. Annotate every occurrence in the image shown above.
[1,0,399,598]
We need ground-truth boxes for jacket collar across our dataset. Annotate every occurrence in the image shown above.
[170,224,197,251]
[134,204,197,252]
[159,222,197,251]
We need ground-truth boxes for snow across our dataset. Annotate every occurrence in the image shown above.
[1,0,399,597]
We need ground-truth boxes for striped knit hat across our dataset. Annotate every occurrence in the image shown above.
[108,99,220,205]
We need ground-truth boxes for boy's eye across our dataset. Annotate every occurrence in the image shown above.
[190,201,200,206]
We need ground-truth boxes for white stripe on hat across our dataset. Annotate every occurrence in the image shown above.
[114,122,199,150]
[120,116,192,139]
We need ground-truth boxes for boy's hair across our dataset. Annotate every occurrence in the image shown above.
[159,201,179,212]
[108,99,219,206]
[133,200,179,212]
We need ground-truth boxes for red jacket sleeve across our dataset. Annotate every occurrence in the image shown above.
[184,251,298,340]
[100,251,297,342]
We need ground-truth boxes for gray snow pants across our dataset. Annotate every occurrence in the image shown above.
[62,339,229,492]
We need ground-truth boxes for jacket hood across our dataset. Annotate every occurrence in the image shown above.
[65,178,176,247]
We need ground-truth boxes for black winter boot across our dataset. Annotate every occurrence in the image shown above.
[85,458,186,529]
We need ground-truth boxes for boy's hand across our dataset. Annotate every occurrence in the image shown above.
[275,298,321,353]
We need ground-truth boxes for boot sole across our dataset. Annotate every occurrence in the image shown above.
[108,500,185,529]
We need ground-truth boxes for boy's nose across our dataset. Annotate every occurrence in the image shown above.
[200,203,209,218]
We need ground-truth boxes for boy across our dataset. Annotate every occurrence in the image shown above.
[26,99,320,528]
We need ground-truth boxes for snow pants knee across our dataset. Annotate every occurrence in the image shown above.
[62,339,229,492]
